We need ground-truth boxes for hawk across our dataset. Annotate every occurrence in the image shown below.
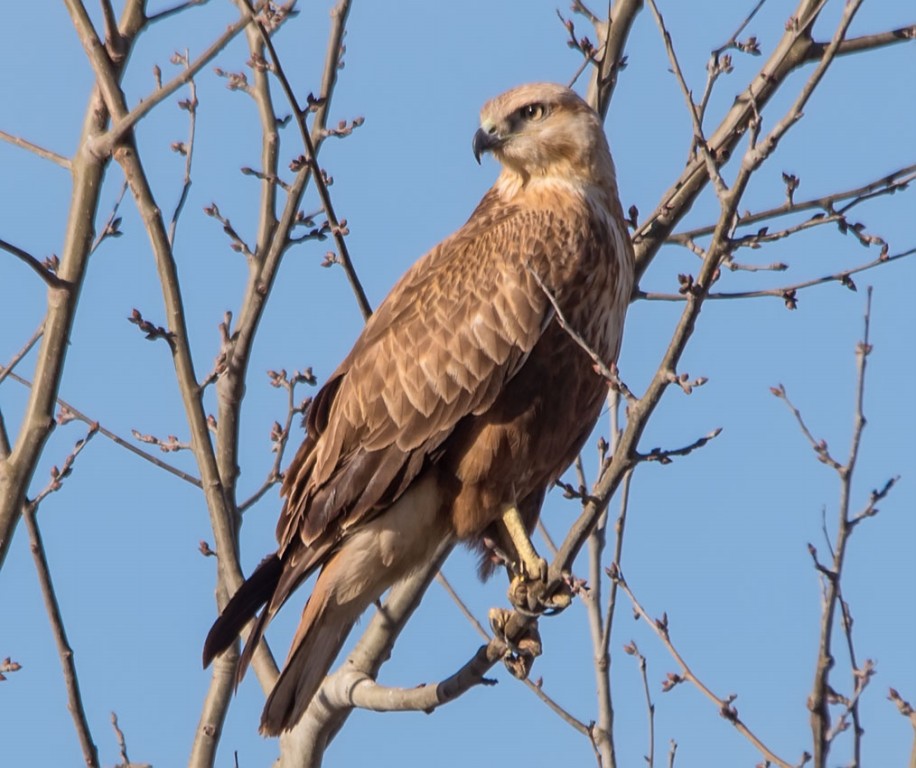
[203,82,634,735]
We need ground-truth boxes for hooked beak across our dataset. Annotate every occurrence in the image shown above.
[472,127,502,164]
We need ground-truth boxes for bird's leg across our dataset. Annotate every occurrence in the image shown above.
[498,503,547,582]
[499,503,574,616]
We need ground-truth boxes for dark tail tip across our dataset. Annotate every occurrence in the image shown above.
[202,553,283,668]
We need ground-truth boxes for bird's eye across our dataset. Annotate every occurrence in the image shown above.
[519,103,546,121]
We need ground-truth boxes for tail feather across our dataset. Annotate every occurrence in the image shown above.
[258,585,359,736]
[235,601,272,686]
[202,553,282,668]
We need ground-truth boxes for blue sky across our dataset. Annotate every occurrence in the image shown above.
[1,2,914,766]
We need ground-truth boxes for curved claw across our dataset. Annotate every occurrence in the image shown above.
[508,571,575,616]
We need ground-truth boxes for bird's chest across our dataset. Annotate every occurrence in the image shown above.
[549,210,633,365]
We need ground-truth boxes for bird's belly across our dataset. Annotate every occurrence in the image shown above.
[438,326,609,540]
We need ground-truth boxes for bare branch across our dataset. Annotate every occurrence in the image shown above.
[282,542,453,760]
[636,427,722,465]
[612,567,792,768]
[242,1,373,320]
[551,0,871,631]
[0,0,147,572]
[31,423,99,507]
[98,0,119,47]
[91,12,254,157]
[670,165,916,244]
[23,503,99,768]
[146,0,210,25]
[62,0,256,618]
[585,0,642,115]
[774,287,901,765]
[321,642,504,713]
[623,641,656,768]
[0,237,72,289]
[525,261,615,382]
[640,247,916,304]
[167,53,198,247]
[238,368,313,512]
[3,368,201,486]
[646,0,729,200]
[435,570,588,734]
[771,382,843,470]
[630,0,913,281]
[806,24,916,60]
[0,322,44,390]
[90,179,129,254]
[0,129,71,169]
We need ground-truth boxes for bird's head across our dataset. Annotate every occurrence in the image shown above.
[472,83,613,192]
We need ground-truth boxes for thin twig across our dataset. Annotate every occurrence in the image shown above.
[525,262,614,381]
[667,739,678,768]
[635,427,722,465]
[547,25,873,760]
[799,286,895,765]
[90,179,129,254]
[4,369,202,486]
[698,0,767,125]
[771,383,843,470]
[167,55,198,247]
[623,641,655,768]
[646,0,729,200]
[23,503,99,768]
[91,12,253,156]
[239,369,312,512]
[671,165,916,243]
[0,238,71,289]
[536,519,559,558]
[110,711,131,766]
[640,247,915,305]
[602,469,631,656]
[0,322,44,389]
[0,129,71,169]
[613,568,792,768]
[30,423,99,507]
[0,0,148,573]
[243,1,373,320]
[146,0,209,24]
[434,570,590,734]
[711,0,766,60]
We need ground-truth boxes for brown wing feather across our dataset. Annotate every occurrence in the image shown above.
[276,191,551,556]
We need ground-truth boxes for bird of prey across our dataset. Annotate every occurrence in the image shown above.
[203,82,635,735]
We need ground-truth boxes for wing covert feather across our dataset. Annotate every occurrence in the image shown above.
[280,199,571,549]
